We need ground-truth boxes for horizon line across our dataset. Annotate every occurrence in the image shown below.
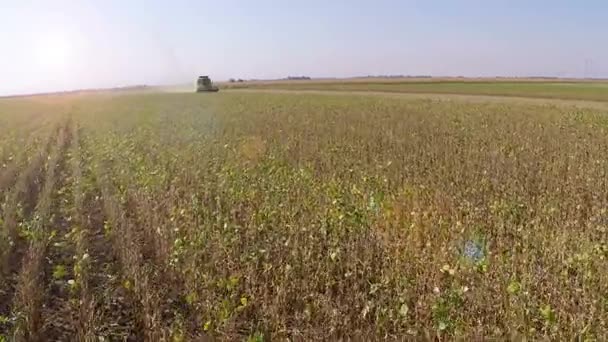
[2,75,608,98]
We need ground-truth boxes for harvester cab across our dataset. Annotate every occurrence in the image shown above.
[196,76,219,92]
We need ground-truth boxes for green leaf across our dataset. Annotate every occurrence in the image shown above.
[539,304,556,324]
[247,332,264,342]
[479,260,489,272]
[227,275,239,291]
[203,320,212,331]
[52,265,67,280]
[185,292,198,305]
[507,280,521,295]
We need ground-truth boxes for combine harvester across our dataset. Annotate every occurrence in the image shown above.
[196,75,219,92]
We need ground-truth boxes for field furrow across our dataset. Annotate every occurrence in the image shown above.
[94,153,155,339]
[66,121,94,339]
[74,128,141,340]
[38,118,78,339]
[0,125,52,218]
[128,191,200,338]
[0,124,58,335]
[8,118,69,341]
[0,120,46,183]
[0,143,23,198]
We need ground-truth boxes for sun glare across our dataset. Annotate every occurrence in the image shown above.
[36,34,71,70]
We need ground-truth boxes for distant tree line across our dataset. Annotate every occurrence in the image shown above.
[228,76,313,82]
[360,75,432,78]
[285,76,311,80]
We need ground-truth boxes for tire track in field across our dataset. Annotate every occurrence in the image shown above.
[73,126,141,340]
[8,118,69,341]
[0,124,58,336]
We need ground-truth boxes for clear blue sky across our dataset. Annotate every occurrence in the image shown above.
[1,0,606,95]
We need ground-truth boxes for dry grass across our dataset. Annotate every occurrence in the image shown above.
[0,91,607,340]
